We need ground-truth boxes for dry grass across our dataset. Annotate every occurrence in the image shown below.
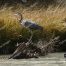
[22,7,66,32]
[0,5,66,42]
[0,9,22,41]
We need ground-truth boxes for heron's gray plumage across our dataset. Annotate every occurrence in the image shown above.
[21,19,43,30]
[14,13,43,30]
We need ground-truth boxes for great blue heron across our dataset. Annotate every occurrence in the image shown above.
[14,12,43,42]
[14,13,43,30]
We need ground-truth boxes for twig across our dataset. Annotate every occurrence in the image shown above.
[0,40,11,48]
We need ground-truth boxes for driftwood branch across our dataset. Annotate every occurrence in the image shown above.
[9,29,33,59]
[9,36,61,59]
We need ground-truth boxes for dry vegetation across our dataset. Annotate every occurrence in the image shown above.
[0,4,66,55]
[0,5,66,40]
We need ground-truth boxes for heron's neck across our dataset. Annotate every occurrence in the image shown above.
[21,19,26,26]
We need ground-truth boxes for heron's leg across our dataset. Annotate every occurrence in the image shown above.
[29,30,33,42]
[26,29,33,45]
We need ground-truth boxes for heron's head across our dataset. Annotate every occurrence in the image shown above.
[14,12,23,23]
